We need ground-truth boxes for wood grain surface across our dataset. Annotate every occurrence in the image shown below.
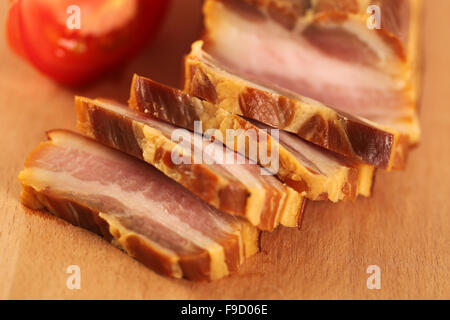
[0,0,448,300]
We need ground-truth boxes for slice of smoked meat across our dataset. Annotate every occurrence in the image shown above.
[76,97,305,230]
[18,130,260,281]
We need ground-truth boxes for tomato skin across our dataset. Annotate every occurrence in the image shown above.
[7,0,170,85]
[6,0,26,59]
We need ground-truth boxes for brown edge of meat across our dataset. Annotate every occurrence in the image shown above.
[183,47,408,171]
[18,130,260,281]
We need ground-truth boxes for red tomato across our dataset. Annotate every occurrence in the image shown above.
[6,0,169,85]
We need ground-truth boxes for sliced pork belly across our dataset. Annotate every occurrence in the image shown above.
[18,130,259,281]
[199,0,422,164]
[76,97,304,230]
[184,42,406,170]
[129,75,375,201]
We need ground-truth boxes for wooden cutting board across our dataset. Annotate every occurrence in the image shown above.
[0,0,448,300]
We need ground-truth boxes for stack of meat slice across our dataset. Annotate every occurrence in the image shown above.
[18,0,421,281]
[19,83,311,280]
